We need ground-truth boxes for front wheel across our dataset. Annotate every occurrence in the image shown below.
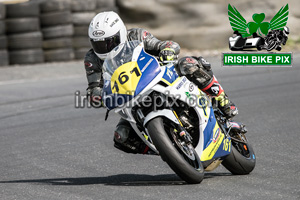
[266,40,278,51]
[146,117,204,184]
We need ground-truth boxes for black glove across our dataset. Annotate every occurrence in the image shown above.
[87,87,103,108]
[159,48,176,62]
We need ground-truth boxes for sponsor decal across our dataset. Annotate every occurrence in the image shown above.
[84,61,93,68]
[213,128,220,143]
[185,92,191,98]
[165,41,173,48]
[143,31,150,40]
[110,18,119,27]
[95,22,100,29]
[210,84,220,95]
[200,57,209,65]
[92,30,105,37]
[189,83,194,92]
[186,57,196,64]
[176,77,187,90]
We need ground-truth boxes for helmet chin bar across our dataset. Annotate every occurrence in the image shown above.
[95,52,108,60]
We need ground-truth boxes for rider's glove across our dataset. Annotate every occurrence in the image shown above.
[87,87,103,108]
[159,48,176,62]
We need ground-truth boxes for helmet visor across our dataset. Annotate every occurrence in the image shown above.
[90,31,121,54]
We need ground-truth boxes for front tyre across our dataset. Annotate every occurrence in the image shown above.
[146,117,204,184]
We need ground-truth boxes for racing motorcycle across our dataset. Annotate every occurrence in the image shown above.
[102,40,256,184]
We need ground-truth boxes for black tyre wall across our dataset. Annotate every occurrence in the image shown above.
[9,49,44,65]
[72,13,96,26]
[40,0,71,13]
[8,32,43,50]
[44,48,74,62]
[43,37,73,50]
[0,35,7,49]
[6,2,40,18]
[40,11,72,27]
[0,3,6,20]
[42,24,74,39]
[0,50,9,66]
[71,0,96,12]
[74,47,90,60]
[74,25,89,36]
[6,18,40,34]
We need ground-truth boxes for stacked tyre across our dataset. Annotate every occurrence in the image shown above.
[0,3,8,66]
[40,0,74,62]
[71,0,96,60]
[6,1,44,65]
[95,0,118,13]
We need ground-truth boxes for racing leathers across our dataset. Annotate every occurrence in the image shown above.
[84,28,237,154]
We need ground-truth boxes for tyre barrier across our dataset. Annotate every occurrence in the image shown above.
[5,1,44,65]
[0,3,8,66]
[71,0,95,59]
[41,0,74,62]
[0,0,119,66]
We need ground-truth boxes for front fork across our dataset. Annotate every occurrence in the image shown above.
[171,109,193,145]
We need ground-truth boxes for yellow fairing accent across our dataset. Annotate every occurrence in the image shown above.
[161,77,180,86]
[111,61,142,95]
[201,123,224,161]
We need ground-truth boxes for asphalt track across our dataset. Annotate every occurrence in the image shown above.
[0,54,299,200]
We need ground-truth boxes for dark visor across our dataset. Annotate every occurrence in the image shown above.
[90,31,121,54]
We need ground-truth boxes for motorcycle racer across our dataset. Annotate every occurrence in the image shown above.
[84,11,238,154]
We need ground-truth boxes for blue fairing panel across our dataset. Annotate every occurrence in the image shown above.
[134,49,161,96]
[203,106,216,147]
[162,65,178,84]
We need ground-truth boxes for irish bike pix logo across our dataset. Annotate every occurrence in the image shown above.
[223,4,292,67]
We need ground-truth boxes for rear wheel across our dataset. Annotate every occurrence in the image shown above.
[222,133,256,175]
[146,117,204,184]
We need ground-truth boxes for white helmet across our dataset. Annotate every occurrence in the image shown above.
[88,11,127,60]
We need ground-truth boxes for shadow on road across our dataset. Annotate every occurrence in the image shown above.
[0,173,231,186]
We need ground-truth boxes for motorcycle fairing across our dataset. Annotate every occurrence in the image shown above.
[103,48,161,110]
[200,106,231,161]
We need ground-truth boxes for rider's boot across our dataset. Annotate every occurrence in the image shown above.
[113,118,154,154]
[201,76,238,118]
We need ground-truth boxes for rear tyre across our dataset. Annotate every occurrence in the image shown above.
[146,117,204,184]
[222,142,256,175]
